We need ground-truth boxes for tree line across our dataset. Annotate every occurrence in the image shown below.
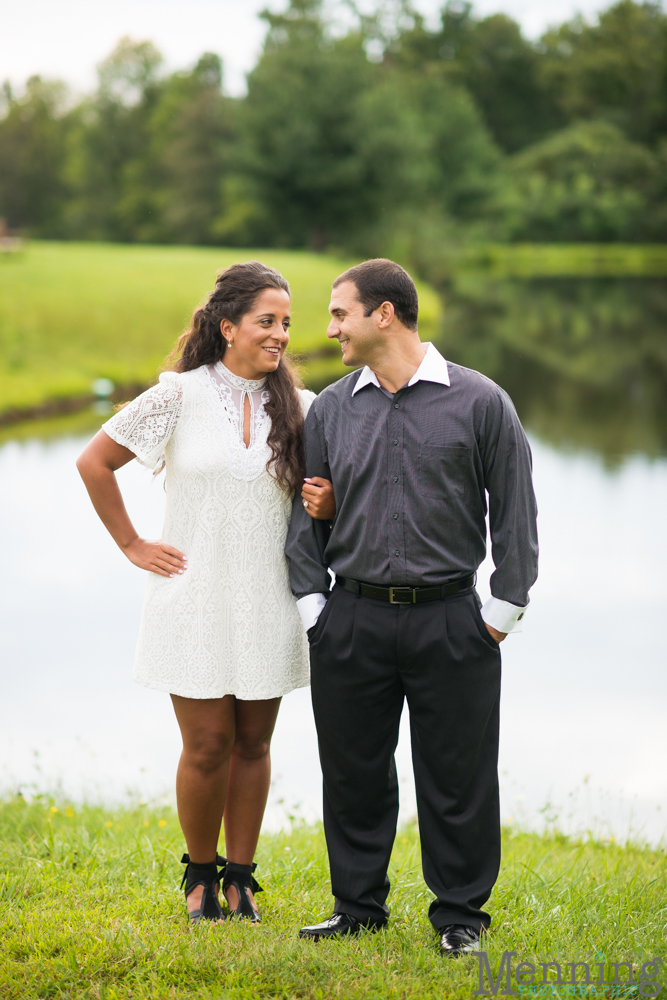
[1,0,666,259]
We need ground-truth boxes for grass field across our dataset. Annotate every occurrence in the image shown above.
[452,243,667,278]
[3,239,665,424]
[0,241,442,420]
[1,796,665,999]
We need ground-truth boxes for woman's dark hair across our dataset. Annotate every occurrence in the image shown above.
[167,260,305,495]
[333,258,419,330]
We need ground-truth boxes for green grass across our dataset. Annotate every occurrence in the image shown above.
[2,239,664,423]
[1,797,665,999]
[456,243,667,278]
[0,241,441,419]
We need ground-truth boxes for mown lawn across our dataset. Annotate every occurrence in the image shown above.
[1,796,665,999]
[0,241,441,418]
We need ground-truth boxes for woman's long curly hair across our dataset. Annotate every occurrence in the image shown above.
[168,261,305,495]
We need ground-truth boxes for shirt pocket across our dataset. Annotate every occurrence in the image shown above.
[419,445,468,500]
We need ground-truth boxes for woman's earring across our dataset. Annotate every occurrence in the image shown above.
[227,340,233,348]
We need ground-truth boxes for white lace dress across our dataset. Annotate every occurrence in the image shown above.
[102,362,314,700]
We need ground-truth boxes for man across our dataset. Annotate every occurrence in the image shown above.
[285,259,538,956]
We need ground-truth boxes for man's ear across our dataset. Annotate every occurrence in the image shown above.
[376,301,395,329]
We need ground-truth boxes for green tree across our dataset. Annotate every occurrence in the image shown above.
[405,63,500,218]
[63,38,163,240]
[504,120,666,241]
[540,0,667,146]
[235,0,499,251]
[2,0,666,250]
[0,76,69,234]
[390,2,563,151]
[118,53,237,244]
[238,0,385,248]
[452,11,563,152]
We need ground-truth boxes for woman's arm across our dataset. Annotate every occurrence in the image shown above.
[301,477,335,520]
[77,430,187,578]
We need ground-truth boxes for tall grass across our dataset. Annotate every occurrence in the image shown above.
[1,796,665,999]
[0,241,442,419]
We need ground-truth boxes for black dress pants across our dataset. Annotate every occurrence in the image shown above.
[308,583,502,932]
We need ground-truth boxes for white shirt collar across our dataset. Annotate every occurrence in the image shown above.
[351,342,450,396]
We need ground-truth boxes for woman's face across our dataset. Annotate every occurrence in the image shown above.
[221,287,291,380]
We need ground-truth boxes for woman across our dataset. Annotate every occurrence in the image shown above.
[77,262,334,925]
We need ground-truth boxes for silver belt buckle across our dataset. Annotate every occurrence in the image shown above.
[389,587,415,605]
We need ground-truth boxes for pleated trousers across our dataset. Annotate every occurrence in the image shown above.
[308,583,502,931]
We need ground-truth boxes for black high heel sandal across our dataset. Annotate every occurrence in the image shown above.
[222,861,263,923]
[180,853,227,925]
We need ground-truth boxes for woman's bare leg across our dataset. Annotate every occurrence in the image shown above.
[171,694,236,913]
[223,697,282,910]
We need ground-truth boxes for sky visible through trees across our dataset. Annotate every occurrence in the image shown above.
[1,0,666,257]
[1,0,616,98]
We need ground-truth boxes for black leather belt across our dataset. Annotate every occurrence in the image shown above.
[336,574,475,605]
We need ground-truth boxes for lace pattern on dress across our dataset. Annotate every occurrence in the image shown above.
[102,374,183,470]
[216,362,267,392]
[100,366,317,701]
[198,363,273,481]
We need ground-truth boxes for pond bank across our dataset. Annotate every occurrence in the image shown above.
[0,240,441,422]
[4,240,667,430]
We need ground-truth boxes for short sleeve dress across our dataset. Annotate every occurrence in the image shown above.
[102,361,315,701]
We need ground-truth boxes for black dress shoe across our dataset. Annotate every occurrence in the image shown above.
[299,912,387,941]
[439,924,481,956]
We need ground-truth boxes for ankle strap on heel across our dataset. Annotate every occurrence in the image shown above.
[180,853,227,924]
[222,860,263,894]
[180,853,227,891]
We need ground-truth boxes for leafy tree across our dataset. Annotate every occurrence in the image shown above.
[120,54,237,244]
[505,120,665,241]
[403,63,500,218]
[157,55,235,245]
[451,11,563,152]
[236,0,499,251]
[1,0,666,249]
[238,1,384,248]
[390,2,563,151]
[540,0,667,146]
[62,38,163,240]
[0,77,70,233]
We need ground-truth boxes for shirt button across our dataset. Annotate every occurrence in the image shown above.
[394,403,400,409]
[393,513,398,519]
[393,476,398,483]
[395,550,400,556]
[392,439,398,445]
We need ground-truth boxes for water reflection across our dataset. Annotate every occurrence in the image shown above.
[438,277,667,463]
[1,431,666,842]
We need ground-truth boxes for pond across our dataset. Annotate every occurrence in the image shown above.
[1,276,666,843]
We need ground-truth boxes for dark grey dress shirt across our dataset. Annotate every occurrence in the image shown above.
[285,346,538,612]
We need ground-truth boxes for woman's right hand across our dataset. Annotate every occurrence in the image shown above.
[123,537,188,578]
[76,433,186,576]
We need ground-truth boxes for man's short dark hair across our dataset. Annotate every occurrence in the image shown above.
[333,259,419,331]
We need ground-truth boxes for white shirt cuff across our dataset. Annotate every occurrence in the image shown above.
[481,597,527,634]
[296,593,327,632]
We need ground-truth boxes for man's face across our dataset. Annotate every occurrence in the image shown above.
[327,281,383,368]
